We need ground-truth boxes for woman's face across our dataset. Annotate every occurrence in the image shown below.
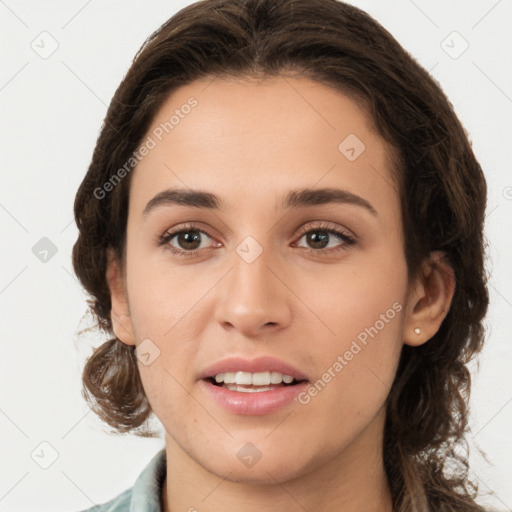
[110,76,413,484]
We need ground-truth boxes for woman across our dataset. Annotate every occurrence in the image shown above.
[72,0,490,510]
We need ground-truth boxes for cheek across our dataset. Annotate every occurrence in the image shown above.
[297,255,406,413]
[125,252,212,338]
[299,247,407,339]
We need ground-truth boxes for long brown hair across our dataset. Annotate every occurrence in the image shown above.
[72,1,489,510]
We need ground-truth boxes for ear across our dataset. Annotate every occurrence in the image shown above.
[403,251,455,347]
[105,248,136,346]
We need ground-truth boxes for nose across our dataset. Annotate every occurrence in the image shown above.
[213,247,292,337]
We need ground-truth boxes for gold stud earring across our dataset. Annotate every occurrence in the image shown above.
[414,327,421,335]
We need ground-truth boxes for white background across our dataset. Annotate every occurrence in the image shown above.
[0,1,511,510]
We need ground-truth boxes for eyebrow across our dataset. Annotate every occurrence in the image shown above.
[142,187,378,217]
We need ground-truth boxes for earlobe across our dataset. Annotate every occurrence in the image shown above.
[105,248,136,346]
[403,251,455,347]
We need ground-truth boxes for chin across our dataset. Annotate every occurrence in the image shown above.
[199,450,310,486]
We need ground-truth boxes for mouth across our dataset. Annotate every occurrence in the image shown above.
[201,374,311,415]
[198,356,311,409]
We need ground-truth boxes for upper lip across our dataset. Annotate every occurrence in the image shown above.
[199,356,309,381]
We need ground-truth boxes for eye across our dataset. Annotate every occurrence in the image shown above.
[294,222,356,254]
[157,223,219,258]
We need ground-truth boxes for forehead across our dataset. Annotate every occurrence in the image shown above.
[129,75,399,219]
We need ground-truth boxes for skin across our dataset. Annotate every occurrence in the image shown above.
[106,75,455,512]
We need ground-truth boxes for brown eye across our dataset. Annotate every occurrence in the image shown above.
[304,231,330,250]
[158,224,217,258]
[173,230,204,251]
[294,223,356,255]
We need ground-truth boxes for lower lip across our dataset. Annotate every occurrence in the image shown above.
[200,379,309,415]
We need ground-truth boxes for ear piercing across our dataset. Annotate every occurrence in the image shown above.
[414,327,421,335]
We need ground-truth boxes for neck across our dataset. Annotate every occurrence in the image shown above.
[161,408,393,512]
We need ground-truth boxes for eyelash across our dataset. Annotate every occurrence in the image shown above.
[156,222,356,259]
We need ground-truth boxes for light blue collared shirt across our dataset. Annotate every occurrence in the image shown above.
[77,448,166,512]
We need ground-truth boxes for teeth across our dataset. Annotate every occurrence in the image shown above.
[213,371,296,385]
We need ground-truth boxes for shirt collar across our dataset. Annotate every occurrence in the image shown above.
[129,448,167,512]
